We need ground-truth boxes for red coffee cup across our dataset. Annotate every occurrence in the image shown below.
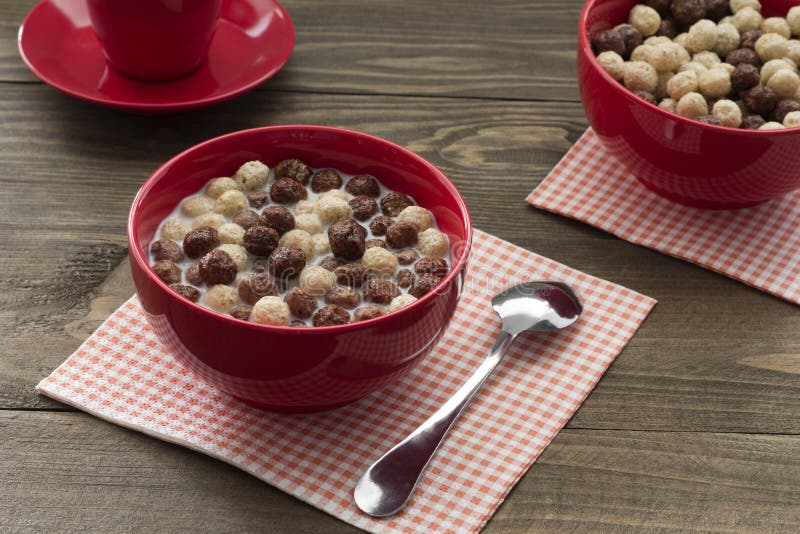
[87,0,222,81]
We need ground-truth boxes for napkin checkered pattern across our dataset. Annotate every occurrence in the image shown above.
[37,229,655,533]
[527,129,800,305]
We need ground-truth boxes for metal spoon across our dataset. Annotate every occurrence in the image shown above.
[354,281,583,517]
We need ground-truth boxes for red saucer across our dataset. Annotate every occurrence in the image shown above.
[18,0,295,113]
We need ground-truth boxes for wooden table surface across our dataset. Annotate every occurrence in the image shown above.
[2,0,799,531]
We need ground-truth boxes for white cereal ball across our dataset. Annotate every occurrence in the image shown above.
[732,7,764,32]
[623,61,658,92]
[783,111,800,127]
[312,233,330,255]
[760,58,796,84]
[417,228,450,258]
[294,200,317,215]
[692,51,721,69]
[658,98,677,112]
[161,218,189,241]
[233,160,269,191]
[629,5,661,37]
[314,195,352,224]
[319,189,348,201]
[218,222,245,245]
[712,99,743,128]
[398,206,435,231]
[597,51,625,80]
[786,40,800,65]
[293,213,323,235]
[759,121,785,130]
[674,33,690,49]
[389,294,418,312]
[630,44,653,63]
[279,229,315,260]
[181,196,213,217]
[730,0,760,12]
[713,62,735,74]
[298,266,336,294]
[719,16,734,26]
[651,43,682,72]
[788,6,800,36]
[761,17,791,39]
[667,70,698,100]
[362,247,398,276]
[714,23,741,57]
[698,68,732,98]
[644,36,672,46]
[251,296,291,326]
[767,69,800,98]
[205,284,238,312]
[676,92,709,118]
[678,61,708,75]
[755,33,789,62]
[686,20,718,53]
[213,189,248,216]
[218,244,248,272]
[205,177,240,199]
[191,212,226,229]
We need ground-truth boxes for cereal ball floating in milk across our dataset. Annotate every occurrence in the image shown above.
[280,229,315,260]
[362,247,398,276]
[298,266,336,294]
[161,219,189,241]
[417,228,449,258]
[294,213,323,235]
[312,234,330,255]
[181,196,213,217]
[218,244,249,272]
[251,296,291,326]
[398,206,435,231]
[294,200,317,215]
[205,284,239,312]
[205,177,240,199]
[315,195,352,224]
[191,213,226,229]
[233,161,269,191]
[389,294,418,312]
[213,190,248,216]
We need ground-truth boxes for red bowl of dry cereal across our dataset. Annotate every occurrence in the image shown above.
[579,0,800,208]
[128,125,472,413]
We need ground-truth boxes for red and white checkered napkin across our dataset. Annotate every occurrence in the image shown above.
[527,128,800,304]
[37,229,654,533]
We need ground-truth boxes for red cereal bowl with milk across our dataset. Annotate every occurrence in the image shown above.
[578,0,800,209]
[128,125,472,413]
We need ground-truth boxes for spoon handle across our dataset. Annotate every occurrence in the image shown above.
[354,330,516,517]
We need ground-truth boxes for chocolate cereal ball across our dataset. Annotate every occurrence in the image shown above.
[726,48,760,66]
[169,283,200,303]
[234,161,270,190]
[268,245,306,278]
[274,158,312,185]
[362,247,398,276]
[229,304,253,321]
[592,29,626,55]
[644,0,669,14]
[205,177,240,199]
[695,114,723,125]
[365,239,386,249]
[311,169,343,193]
[312,305,350,327]
[415,257,449,277]
[773,100,800,123]
[335,263,370,288]
[328,217,367,260]
[234,209,261,230]
[633,90,658,105]
[657,18,678,39]
[670,0,707,27]
[389,294,418,312]
[739,29,764,49]
[397,269,415,288]
[396,248,418,265]
[409,273,441,298]
[616,24,644,56]
[238,272,278,305]
[183,226,219,258]
[354,305,384,322]
[151,239,183,262]
[369,215,394,236]
[325,286,361,309]
[218,244,249,272]
[270,178,307,204]
[705,0,730,21]
[186,263,203,285]
[243,225,280,257]
[386,222,420,249]
[363,278,400,305]
[260,205,295,235]
[380,192,414,217]
[152,260,181,284]
[744,85,778,115]
[319,256,344,272]
[251,296,291,326]
[246,191,269,209]
[731,63,760,91]
[345,175,380,197]
[284,287,317,319]
[740,114,767,129]
[349,195,379,221]
[199,249,237,285]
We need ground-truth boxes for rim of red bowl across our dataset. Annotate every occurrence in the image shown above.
[578,0,800,136]
[128,125,474,334]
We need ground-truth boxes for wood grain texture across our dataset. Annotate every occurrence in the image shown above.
[2,85,799,433]
[3,0,584,101]
[1,412,798,533]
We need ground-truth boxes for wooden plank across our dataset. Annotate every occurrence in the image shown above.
[2,0,584,101]
[1,85,799,432]
[1,411,797,532]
